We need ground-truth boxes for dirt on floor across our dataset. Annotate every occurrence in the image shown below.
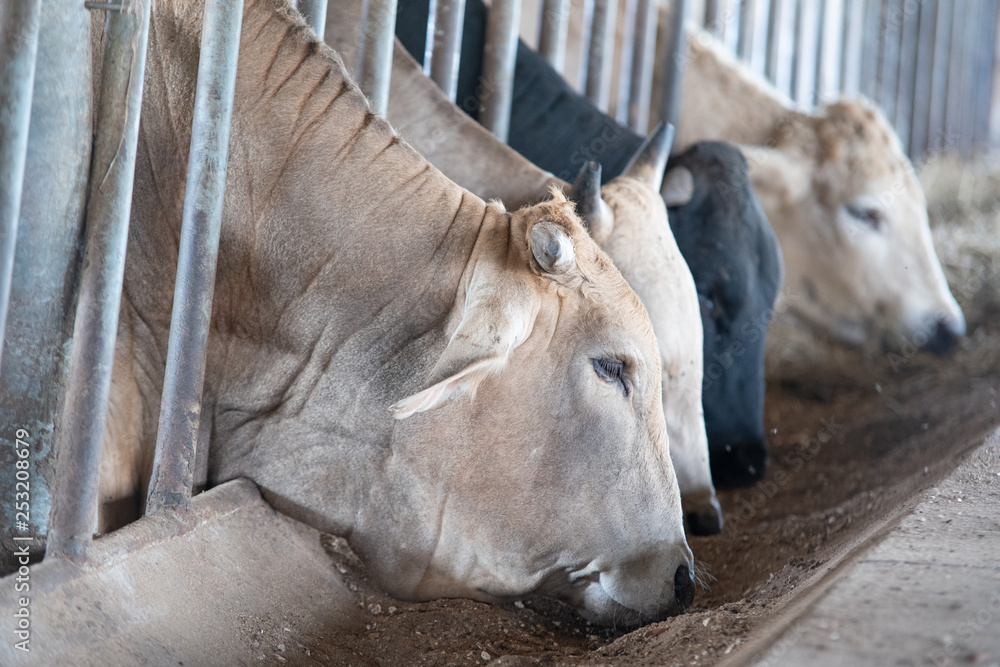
[265,156,1000,667]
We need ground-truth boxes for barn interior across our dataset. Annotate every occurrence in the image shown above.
[1,0,999,665]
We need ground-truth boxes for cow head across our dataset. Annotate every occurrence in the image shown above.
[743,100,964,354]
[662,142,783,488]
[569,126,724,536]
[359,191,694,626]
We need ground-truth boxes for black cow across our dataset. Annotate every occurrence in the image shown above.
[663,143,783,487]
[396,0,782,487]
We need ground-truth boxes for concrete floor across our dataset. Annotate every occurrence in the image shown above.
[744,429,1000,667]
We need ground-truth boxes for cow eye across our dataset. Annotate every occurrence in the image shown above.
[845,204,883,231]
[592,358,630,397]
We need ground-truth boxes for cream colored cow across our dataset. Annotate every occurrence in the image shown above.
[325,5,722,534]
[674,32,964,362]
[96,0,696,624]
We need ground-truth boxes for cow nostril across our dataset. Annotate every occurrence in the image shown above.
[674,564,695,608]
[924,317,962,356]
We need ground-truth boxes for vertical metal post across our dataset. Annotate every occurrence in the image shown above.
[0,0,42,369]
[422,0,438,75]
[811,0,826,106]
[704,0,720,33]
[878,0,901,121]
[428,0,467,102]
[358,0,398,117]
[0,0,92,571]
[909,0,938,159]
[943,0,966,153]
[957,0,979,158]
[973,0,998,155]
[46,0,152,564]
[927,0,953,154]
[859,0,881,99]
[480,0,521,142]
[576,0,595,90]
[145,0,243,515]
[736,0,754,62]
[765,0,783,83]
[615,0,638,125]
[585,0,617,110]
[892,0,918,150]
[627,0,657,133]
[989,0,1000,150]
[297,0,328,40]
[839,0,864,95]
[659,0,689,128]
[539,0,571,72]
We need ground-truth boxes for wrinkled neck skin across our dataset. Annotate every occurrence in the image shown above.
[325,0,560,209]
[677,30,797,150]
[113,0,497,571]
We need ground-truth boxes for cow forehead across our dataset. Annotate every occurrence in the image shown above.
[812,100,920,198]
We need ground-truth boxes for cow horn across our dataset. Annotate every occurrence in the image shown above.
[624,121,675,189]
[571,161,614,242]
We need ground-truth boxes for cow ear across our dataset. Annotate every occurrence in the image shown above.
[661,166,695,207]
[391,269,539,419]
[738,144,811,205]
[571,161,614,243]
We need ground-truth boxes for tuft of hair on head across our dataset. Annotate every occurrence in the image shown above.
[547,183,569,205]
[486,198,507,214]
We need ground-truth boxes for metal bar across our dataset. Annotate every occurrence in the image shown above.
[927,0,953,154]
[892,0,918,152]
[585,0,616,110]
[990,0,1000,150]
[704,0,719,33]
[479,0,521,142]
[428,0,466,101]
[576,0,595,90]
[658,0,689,127]
[615,0,638,125]
[146,0,243,515]
[0,0,92,571]
[859,0,881,99]
[973,0,998,155]
[839,0,864,94]
[958,0,979,158]
[45,0,152,564]
[358,0,398,117]
[538,0,571,72]
[909,0,937,159]
[811,0,826,106]
[0,0,42,370]
[877,0,900,121]
[736,0,754,62]
[943,0,966,153]
[627,0,657,132]
[297,0,328,40]
[422,0,437,75]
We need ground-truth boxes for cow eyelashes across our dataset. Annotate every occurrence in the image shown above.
[845,204,883,231]
[592,358,631,397]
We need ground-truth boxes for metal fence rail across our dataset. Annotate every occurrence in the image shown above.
[699,0,1000,160]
